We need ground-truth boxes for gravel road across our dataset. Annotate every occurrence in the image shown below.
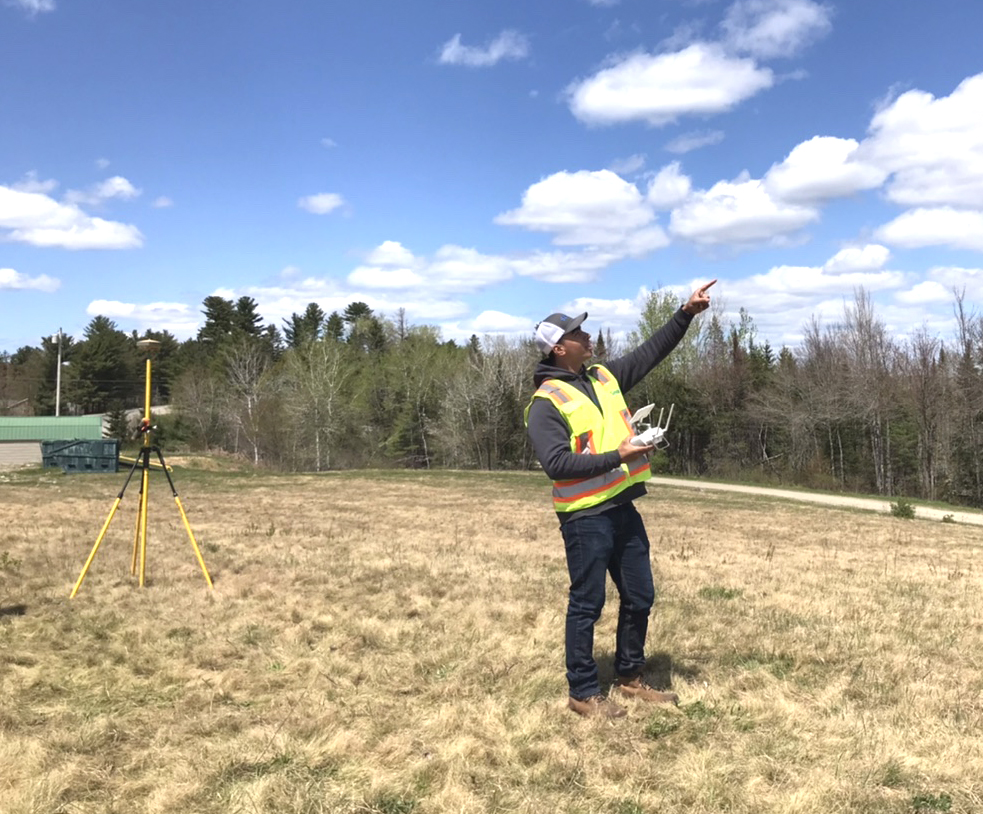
[651,476,983,527]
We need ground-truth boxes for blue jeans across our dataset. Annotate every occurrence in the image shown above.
[560,503,655,700]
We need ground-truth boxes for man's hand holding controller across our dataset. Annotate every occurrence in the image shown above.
[617,434,653,461]
[630,426,666,447]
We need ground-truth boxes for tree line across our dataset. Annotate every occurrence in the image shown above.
[3,289,983,508]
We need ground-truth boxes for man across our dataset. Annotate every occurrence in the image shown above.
[524,281,715,718]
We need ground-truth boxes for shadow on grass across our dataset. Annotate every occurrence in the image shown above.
[596,651,700,690]
[0,604,28,617]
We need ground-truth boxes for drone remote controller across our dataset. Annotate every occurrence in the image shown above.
[630,425,666,447]
[628,403,674,448]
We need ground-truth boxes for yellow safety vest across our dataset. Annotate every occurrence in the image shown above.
[525,364,651,513]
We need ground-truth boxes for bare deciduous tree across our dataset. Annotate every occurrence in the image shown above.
[280,338,352,471]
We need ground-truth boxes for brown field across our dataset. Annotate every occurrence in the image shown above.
[2,462,983,813]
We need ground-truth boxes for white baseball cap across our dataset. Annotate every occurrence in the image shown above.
[534,312,588,354]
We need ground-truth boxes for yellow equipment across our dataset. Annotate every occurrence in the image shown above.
[70,339,213,597]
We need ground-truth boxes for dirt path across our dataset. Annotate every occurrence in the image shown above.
[651,476,983,527]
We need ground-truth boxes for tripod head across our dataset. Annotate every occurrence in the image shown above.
[137,417,158,439]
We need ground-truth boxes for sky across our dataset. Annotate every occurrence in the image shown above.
[2,0,983,354]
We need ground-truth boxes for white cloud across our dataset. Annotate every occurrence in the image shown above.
[894,280,951,306]
[0,267,60,292]
[737,263,907,299]
[348,242,513,294]
[669,173,818,245]
[64,176,141,206]
[709,255,912,345]
[510,247,637,284]
[495,169,656,246]
[438,30,530,67]
[321,137,338,148]
[721,0,833,59]
[860,73,983,209]
[566,43,773,127]
[8,0,55,14]
[0,184,143,250]
[608,154,647,175]
[10,219,143,250]
[100,177,140,198]
[665,129,725,154]
[152,196,173,208]
[12,172,57,194]
[95,158,110,169]
[561,291,652,327]
[874,207,983,252]
[87,299,191,318]
[646,162,692,210]
[470,310,531,333]
[587,0,620,6]
[764,136,886,203]
[298,192,345,215]
[366,240,417,267]
[923,266,983,301]
[347,266,424,289]
[85,300,199,336]
[823,244,890,275]
[426,245,513,291]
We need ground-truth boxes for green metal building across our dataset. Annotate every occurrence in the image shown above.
[0,416,106,469]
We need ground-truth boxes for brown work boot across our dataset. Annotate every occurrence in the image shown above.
[568,694,627,719]
[614,674,679,706]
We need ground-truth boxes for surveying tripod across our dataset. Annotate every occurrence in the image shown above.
[70,339,214,598]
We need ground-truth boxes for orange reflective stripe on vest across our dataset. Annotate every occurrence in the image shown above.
[552,459,651,504]
[534,381,573,406]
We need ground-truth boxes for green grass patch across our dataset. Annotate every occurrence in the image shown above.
[697,585,743,601]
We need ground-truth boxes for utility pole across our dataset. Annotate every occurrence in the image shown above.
[55,328,63,416]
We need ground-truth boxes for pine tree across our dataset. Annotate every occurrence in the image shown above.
[199,296,237,344]
[324,312,345,341]
[135,329,180,402]
[283,302,326,348]
[342,301,372,327]
[234,296,264,337]
[594,330,607,360]
[68,317,138,414]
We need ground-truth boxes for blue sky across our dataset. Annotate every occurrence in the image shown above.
[2,0,982,353]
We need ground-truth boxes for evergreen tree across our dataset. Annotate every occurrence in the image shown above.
[467,334,482,360]
[342,301,372,326]
[199,296,237,344]
[234,296,264,337]
[594,329,607,360]
[106,403,131,443]
[324,312,345,341]
[18,338,69,416]
[283,302,326,348]
[261,324,284,360]
[67,317,138,414]
[348,314,388,354]
[135,329,180,402]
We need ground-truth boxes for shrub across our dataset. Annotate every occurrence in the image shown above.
[911,792,952,812]
[890,498,915,520]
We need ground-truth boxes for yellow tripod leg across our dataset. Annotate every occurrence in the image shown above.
[138,467,150,587]
[130,482,142,575]
[174,495,214,589]
[71,497,123,599]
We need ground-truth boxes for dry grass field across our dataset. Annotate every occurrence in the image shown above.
[2,460,983,814]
